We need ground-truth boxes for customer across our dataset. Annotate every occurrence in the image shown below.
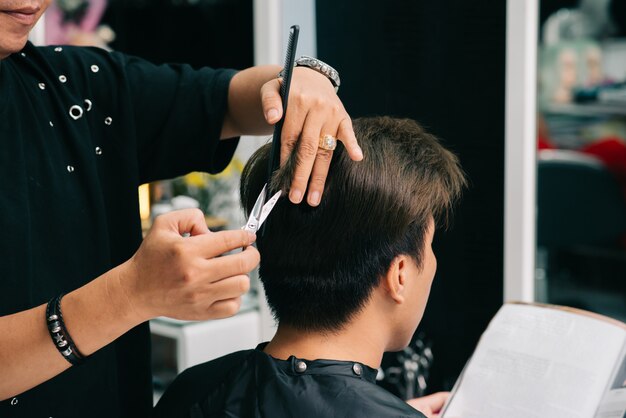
[154,116,466,418]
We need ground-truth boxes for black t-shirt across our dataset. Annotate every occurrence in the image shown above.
[154,344,427,418]
[0,42,238,418]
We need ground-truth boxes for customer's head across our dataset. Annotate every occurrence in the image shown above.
[241,116,465,349]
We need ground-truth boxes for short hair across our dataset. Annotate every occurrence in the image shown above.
[240,116,466,332]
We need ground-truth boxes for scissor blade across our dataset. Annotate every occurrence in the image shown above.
[252,185,267,215]
[257,190,283,229]
[243,185,267,232]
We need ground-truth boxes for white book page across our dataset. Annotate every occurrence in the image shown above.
[443,304,626,418]
[594,344,626,418]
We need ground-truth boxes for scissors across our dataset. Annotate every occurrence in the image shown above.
[242,185,283,234]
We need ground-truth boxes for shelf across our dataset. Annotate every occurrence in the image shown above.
[543,102,626,117]
[150,309,261,373]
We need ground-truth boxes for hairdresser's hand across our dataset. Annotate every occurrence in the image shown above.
[406,392,450,418]
[261,67,363,207]
[118,209,260,322]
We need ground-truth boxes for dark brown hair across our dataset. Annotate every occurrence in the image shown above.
[241,116,466,332]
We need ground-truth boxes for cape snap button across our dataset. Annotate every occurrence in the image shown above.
[295,361,307,373]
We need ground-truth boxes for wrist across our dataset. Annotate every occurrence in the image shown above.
[111,260,152,324]
[58,263,147,357]
[278,56,340,92]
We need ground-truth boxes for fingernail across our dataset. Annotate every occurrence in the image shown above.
[266,108,279,122]
[309,191,321,206]
[355,146,364,160]
[290,189,303,203]
[247,232,256,243]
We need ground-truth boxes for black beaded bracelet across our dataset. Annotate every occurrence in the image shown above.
[46,294,85,366]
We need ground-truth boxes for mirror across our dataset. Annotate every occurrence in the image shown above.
[535,0,626,321]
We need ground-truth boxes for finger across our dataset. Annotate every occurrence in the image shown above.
[405,398,423,409]
[287,109,327,204]
[306,148,332,206]
[406,401,433,418]
[279,96,307,168]
[206,296,243,320]
[306,122,335,206]
[423,392,450,412]
[260,79,283,125]
[206,274,251,301]
[337,117,363,161]
[189,229,256,258]
[202,246,260,282]
[154,208,209,236]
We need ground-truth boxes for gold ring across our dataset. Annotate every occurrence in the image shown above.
[319,134,337,151]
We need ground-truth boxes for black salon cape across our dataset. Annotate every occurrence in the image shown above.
[154,344,427,418]
[0,42,238,418]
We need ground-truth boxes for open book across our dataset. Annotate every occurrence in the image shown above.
[442,302,626,418]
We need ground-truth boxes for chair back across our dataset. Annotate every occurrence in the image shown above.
[537,149,626,248]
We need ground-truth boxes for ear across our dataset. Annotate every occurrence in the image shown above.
[382,255,410,304]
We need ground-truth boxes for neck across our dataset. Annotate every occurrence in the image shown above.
[263,310,389,369]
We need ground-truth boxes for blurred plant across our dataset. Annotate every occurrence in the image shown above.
[49,0,114,49]
[56,0,89,23]
[171,158,245,228]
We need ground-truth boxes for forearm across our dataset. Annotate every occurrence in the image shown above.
[221,65,281,139]
[0,262,143,400]
[0,210,259,401]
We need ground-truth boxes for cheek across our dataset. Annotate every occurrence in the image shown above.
[409,254,437,329]
[425,252,437,286]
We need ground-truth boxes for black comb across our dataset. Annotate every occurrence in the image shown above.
[267,24,299,188]
[261,25,299,236]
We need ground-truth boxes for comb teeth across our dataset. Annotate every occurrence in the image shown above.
[270,24,299,177]
[281,28,296,98]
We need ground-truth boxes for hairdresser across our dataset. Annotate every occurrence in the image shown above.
[0,1,363,417]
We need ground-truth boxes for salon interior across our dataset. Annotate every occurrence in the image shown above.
[30,0,626,410]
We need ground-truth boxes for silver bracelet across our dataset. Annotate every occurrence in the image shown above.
[278,55,341,93]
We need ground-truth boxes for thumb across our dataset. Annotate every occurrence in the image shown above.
[260,79,283,125]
